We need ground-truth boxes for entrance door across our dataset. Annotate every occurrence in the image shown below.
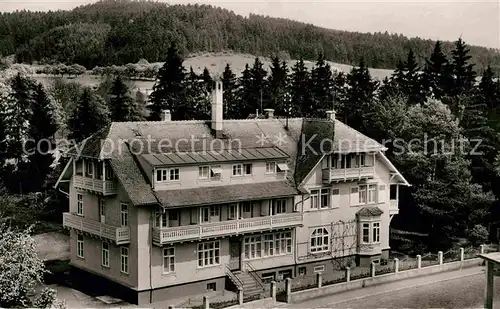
[229,238,241,271]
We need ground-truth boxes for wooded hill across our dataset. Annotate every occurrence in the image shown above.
[1,0,499,71]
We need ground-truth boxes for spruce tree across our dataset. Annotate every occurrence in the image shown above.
[448,38,476,96]
[268,56,289,115]
[222,64,237,119]
[202,67,213,93]
[184,67,210,120]
[68,88,109,143]
[405,50,424,104]
[290,58,313,117]
[251,57,268,113]
[422,41,449,99]
[344,58,379,133]
[478,65,500,111]
[109,75,142,122]
[148,43,186,120]
[311,52,333,116]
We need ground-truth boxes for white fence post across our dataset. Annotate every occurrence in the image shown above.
[460,248,465,262]
[394,258,399,273]
[481,244,485,254]
[238,288,243,305]
[317,273,322,288]
[345,266,351,282]
[417,255,422,268]
[438,251,443,265]
[271,281,276,302]
[371,261,376,277]
[286,277,292,303]
[203,296,209,309]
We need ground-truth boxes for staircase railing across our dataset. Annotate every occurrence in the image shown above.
[225,265,243,290]
[245,261,264,290]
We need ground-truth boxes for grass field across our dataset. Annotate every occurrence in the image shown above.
[31,52,394,90]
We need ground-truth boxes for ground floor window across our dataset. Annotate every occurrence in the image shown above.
[101,242,109,267]
[77,234,84,258]
[207,282,217,291]
[163,247,175,273]
[360,220,381,245]
[198,241,220,267]
[310,228,329,253]
[120,247,129,274]
[244,231,292,260]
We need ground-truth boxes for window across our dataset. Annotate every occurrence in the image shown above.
[362,223,370,243]
[102,242,109,267]
[266,162,276,174]
[243,164,252,175]
[77,234,84,258]
[207,283,217,292]
[277,163,289,173]
[372,222,380,243]
[271,199,286,215]
[199,166,210,179]
[245,232,292,259]
[232,164,243,176]
[198,241,220,267]
[341,155,352,168]
[314,265,325,273]
[120,247,129,274]
[298,267,307,276]
[262,272,276,284]
[201,206,219,223]
[77,194,83,216]
[359,185,367,204]
[331,189,340,207]
[105,163,113,179]
[356,154,365,167]
[86,161,93,176]
[120,204,128,227]
[310,190,319,209]
[99,198,105,217]
[156,168,179,182]
[163,247,175,273]
[228,204,237,220]
[278,269,293,280]
[169,210,179,222]
[320,189,330,208]
[310,228,329,253]
[242,202,251,213]
[368,184,378,203]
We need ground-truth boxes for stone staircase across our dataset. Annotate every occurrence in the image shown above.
[232,270,264,297]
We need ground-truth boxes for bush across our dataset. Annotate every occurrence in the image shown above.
[469,225,489,246]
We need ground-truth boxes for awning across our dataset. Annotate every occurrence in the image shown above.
[211,167,223,174]
[277,163,290,171]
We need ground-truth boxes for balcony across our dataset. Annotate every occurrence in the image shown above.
[73,175,117,195]
[152,212,303,245]
[63,212,130,245]
[389,199,399,215]
[322,166,375,183]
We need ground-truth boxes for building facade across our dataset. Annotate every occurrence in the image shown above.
[55,80,409,305]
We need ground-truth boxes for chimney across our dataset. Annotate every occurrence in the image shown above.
[326,110,336,121]
[161,109,171,121]
[211,79,223,135]
[264,109,275,119]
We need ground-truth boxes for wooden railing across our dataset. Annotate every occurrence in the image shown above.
[322,166,375,182]
[63,212,130,244]
[153,213,303,244]
[73,175,117,195]
[389,200,399,215]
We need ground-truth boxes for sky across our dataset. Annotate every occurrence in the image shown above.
[1,0,499,49]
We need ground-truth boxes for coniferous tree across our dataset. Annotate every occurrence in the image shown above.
[290,58,313,117]
[268,56,289,115]
[68,87,109,143]
[235,64,254,118]
[250,57,268,113]
[478,65,500,112]
[109,75,142,122]
[344,58,379,132]
[184,67,210,120]
[201,67,213,93]
[447,38,476,96]
[222,64,237,119]
[404,50,424,104]
[311,52,333,116]
[148,43,186,120]
[332,71,347,113]
[422,41,449,99]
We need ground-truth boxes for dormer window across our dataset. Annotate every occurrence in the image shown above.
[199,165,222,180]
[156,168,180,182]
[266,162,289,174]
[277,163,289,173]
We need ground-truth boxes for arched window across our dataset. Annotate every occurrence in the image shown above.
[310,228,330,253]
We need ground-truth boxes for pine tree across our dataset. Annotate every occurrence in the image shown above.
[148,43,186,120]
[448,38,476,96]
[184,67,210,120]
[222,64,237,119]
[478,65,500,111]
[251,57,268,113]
[405,50,424,104]
[422,41,449,99]
[201,67,213,93]
[109,75,142,122]
[344,58,379,133]
[235,64,254,119]
[268,56,289,115]
[311,52,333,116]
[68,88,109,143]
[290,58,313,117]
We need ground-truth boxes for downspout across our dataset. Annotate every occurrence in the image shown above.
[149,209,154,303]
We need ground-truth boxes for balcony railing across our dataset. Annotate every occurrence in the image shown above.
[73,175,116,195]
[322,166,375,183]
[153,212,303,245]
[389,199,399,215]
[63,212,130,245]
